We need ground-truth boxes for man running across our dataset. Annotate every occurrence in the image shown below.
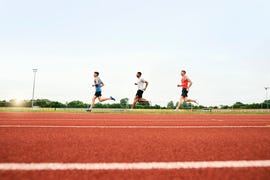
[175,70,198,110]
[87,71,115,112]
[131,72,149,109]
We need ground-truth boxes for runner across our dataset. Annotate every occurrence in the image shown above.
[86,71,115,112]
[131,72,149,109]
[175,70,198,110]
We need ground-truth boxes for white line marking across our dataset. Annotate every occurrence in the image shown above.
[0,161,270,171]
[0,125,269,129]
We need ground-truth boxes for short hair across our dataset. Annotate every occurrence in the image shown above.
[137,72,142,76]
[181,70,186,74]
[94,71,99,76]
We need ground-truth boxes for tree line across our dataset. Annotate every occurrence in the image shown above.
[0,99,269,109]
[166,100,270,109]
[0,98,161,109]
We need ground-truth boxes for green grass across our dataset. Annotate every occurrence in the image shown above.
[0,108,270,114]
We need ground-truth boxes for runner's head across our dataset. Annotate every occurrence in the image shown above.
[181,70,186,77]
[94,71,99,77]
[137,72,142,78]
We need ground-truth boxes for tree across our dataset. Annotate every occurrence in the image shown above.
[120,98,129,108]
[182,102,192,109]
[50,101,66,108]
[152,104,161,109]
[110,103,121,108]
[94,103,103,108]
[67,101,88,108]
[220,105,230,109]
[167,101,175,109]
[0,100,7,107]
[233,102,245,109]
[35,99,51,107]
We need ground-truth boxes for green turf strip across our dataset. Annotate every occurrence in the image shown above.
[0,108,269,114]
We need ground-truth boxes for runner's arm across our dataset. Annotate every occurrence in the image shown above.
[144,81,149,91]
[100,81,104,87]
[92,78,99,87]
[187,77,193,90]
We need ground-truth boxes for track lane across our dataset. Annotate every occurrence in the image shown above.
[1,168,270,180]
[1,128,270,163]
[1,112,270,121]
[1,112,270,127]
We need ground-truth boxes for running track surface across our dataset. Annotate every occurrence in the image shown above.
[0,112,270,179]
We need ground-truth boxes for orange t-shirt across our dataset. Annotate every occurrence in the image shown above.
[181,77,189,89]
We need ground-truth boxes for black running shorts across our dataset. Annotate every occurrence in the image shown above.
[181,88,188,97]
[95,91,102,97]
[136,90,144,98]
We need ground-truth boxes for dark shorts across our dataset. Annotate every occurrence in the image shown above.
[181,88,188,97]
[136,90,144,98]
[95,91,102,97]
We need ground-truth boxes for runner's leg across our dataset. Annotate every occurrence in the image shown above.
[132,96,139,109]
[98,96,111,102]
[176,96,185,110]
[184,98,198,104]
[90,96,97,110]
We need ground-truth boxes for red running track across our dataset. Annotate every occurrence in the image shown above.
[1,112,270,126]
[0,112,270,179]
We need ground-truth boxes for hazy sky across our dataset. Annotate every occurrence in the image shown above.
[0,0,270,106]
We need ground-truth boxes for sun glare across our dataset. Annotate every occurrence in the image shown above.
[14,99,22,106]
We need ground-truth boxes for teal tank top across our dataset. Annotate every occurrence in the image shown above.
[95,78,102,92]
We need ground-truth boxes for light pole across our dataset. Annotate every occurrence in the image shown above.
[265,87,270,109]
[32,69,38,109]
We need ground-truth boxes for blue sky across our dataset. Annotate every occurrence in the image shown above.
[0,0,269,106]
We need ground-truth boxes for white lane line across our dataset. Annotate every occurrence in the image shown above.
[0,160,270,171]
[0,125,269,129]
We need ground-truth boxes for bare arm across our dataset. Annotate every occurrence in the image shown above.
[100,82,104,87]
[92,78,99,87]
[144,81,149,91]
[187,77,193,90]
[177,79,182,87]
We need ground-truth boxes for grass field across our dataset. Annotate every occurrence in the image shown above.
[0,107,270,114]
